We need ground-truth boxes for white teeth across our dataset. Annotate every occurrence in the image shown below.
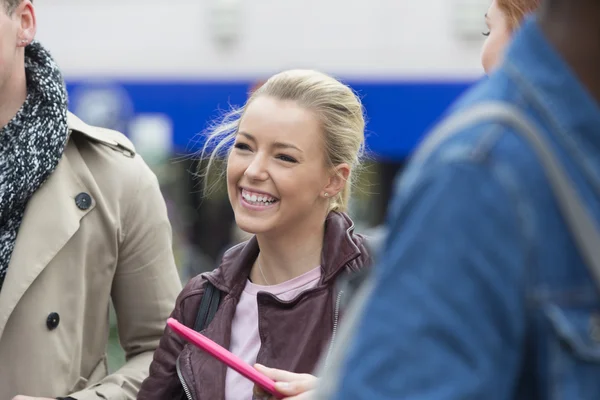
[242,189,277,205]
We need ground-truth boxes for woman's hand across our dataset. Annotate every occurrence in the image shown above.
[252,364,318,400]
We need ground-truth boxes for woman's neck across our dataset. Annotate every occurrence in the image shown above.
[251,214,327,285]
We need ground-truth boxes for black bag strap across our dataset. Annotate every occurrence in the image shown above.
[193,280,223,332]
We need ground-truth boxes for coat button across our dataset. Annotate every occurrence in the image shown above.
[75,192,92,210]
[47,312,60,330]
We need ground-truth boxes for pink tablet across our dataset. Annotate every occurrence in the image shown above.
[167,318,284,399]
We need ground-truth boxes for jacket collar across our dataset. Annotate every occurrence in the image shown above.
[205,211,363,294]
[0,136,96,339]
[67,112,136,157]
[503,17,600,153]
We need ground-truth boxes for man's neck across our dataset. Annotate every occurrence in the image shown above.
[0,65,27,129]
[538,3,600,105]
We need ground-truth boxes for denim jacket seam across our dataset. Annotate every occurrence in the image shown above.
[506,60,600,195]
[488,92,537,313]
[428,123,534,271]
[505,60,570,141]
[451,99,536,312]
[503,65,600,309]
[422,104,535,306]
[426,119,512,167]
[489,158,536,308]
[432,143,535,311]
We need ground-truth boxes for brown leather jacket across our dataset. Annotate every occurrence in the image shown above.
[138,212,371,400]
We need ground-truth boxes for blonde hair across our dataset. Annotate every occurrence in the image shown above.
[497,0,541,29]
[199,69,365,213]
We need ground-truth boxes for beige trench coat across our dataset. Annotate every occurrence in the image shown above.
[0,113,182,399]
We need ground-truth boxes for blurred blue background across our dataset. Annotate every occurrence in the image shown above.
[66,80,474,160]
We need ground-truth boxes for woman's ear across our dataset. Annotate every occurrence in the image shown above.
[322,163,350,198]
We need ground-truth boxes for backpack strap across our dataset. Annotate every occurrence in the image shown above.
[193,280,223,332]
[412,101,600,292]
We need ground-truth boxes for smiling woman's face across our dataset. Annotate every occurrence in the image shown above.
[226,95,333,235]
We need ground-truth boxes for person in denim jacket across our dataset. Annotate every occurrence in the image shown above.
[313,0,600,399]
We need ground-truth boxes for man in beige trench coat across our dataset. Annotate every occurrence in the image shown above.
[0,1,183,399]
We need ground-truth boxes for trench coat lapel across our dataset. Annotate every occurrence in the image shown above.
[0,138,95,339]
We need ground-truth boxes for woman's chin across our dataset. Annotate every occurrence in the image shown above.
[234,214,273,236]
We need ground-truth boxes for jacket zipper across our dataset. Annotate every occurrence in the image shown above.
[323,290,344,370]
[176,355,194,400]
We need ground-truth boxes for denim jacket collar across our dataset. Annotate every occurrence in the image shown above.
[503,17,600,152]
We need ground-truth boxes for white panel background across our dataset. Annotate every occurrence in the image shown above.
[34,0,491,80]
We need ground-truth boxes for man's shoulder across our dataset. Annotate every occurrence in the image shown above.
[396,73,549,213]
[67,112,136,158]
[418,72,542,172]
[66,112,158,192]
[449,69,521,113]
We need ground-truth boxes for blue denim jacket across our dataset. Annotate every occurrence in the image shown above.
[330,17,600,399]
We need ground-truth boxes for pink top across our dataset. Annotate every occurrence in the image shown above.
[224,266,322,400]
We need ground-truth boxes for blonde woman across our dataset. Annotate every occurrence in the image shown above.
[138,70,371,400]
[251,2,547,398]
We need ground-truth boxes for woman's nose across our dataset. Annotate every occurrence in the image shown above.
[244,155,269,181]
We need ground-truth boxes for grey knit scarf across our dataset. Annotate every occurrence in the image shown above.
[0,41,69,289]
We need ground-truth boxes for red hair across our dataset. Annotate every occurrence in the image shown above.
[497,0,541,29]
